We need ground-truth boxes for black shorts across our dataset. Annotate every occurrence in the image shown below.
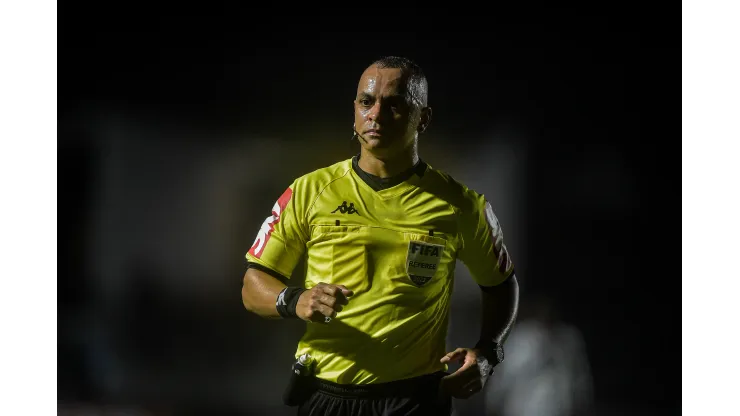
[297,372,453,416]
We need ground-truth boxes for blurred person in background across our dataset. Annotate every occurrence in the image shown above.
[241,56,520,416]
[485,294,594,416]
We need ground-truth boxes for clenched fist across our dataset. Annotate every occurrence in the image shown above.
[297,282,354,323]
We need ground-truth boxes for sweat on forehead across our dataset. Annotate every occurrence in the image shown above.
[358,64,427,106]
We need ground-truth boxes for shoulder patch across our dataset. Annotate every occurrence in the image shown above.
[248,187,293,258]
[484,200,512,272]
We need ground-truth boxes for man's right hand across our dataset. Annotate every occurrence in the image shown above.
[296,282,354,323]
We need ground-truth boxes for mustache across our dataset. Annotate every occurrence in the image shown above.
[353,123,383,143]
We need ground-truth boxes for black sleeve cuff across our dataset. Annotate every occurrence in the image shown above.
[478,270,516,293]
[247,261,290,282]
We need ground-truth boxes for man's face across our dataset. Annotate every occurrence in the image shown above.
[353,66,428,158]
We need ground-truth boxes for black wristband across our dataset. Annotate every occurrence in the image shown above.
[276,287,307,319]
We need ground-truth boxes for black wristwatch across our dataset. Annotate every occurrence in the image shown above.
[475,340,505,367]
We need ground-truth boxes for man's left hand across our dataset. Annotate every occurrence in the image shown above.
[438,347,494,399]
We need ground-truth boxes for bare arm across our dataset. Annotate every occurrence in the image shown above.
[440,200,519,398]
[478,273,520,348]
[241,267,287,319]
[241,267,354,322]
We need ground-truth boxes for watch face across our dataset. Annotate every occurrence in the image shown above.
[476,341,504,365]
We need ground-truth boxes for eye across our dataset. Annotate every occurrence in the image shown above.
[387,97,408,112]
[359,98,372,106]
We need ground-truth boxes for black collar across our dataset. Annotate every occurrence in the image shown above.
[351,154,427,192]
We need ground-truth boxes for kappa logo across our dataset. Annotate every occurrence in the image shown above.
[331,201,359,215]
[276,289,287,307]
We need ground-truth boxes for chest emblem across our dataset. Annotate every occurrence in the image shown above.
[406,241,444,287]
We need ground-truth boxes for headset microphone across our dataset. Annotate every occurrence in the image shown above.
[353,129,368,144]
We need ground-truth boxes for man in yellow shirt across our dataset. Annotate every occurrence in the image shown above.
[242,56,520,416]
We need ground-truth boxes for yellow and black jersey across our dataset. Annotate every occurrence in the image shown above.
[246,156,515,384]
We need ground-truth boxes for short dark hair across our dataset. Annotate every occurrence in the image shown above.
[371,56,428,107]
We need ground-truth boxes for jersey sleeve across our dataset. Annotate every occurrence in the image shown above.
[245,180,309,279]
[457,194,515,287]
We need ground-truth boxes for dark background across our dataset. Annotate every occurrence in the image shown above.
[58,8,678,416]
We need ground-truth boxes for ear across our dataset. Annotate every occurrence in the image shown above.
[418,106,433,134]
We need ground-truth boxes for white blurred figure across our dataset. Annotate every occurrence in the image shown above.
[485,295,594,416]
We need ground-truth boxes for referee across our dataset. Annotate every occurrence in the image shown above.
[241,56,520,416]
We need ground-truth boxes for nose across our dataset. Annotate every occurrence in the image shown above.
[366,100,390,124]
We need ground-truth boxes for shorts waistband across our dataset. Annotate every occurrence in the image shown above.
[314,372,446,399]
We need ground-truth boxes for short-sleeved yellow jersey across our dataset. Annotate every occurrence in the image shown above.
[246,156,514,384]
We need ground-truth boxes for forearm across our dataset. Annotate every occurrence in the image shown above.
[478,274,519,346]
[241,267,287,319]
